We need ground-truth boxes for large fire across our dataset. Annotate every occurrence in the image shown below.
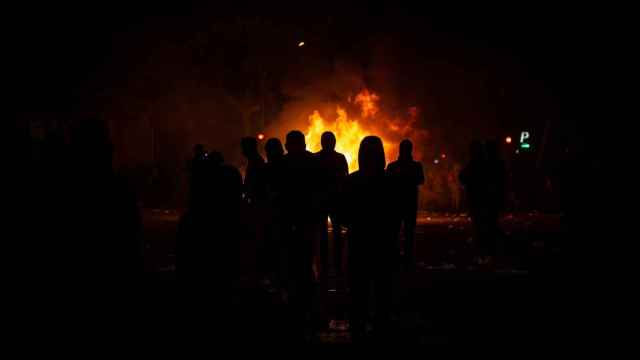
[305,88,425,172]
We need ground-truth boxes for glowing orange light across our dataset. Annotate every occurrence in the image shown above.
[304,88,425,173]
[506,136,512,144]
[257,133,265,140]
[354,88,380,118]
[298,41,305,47]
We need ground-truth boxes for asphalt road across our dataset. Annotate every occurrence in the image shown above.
[140,210,568,344]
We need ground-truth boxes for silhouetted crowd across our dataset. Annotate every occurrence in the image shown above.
[22,118,514,343]
[176,128,510,342]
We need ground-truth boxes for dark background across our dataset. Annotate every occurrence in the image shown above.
[11,3,607,207]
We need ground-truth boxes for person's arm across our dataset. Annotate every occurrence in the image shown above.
[339,154,349,177]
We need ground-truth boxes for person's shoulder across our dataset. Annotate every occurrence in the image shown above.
[219,163,241,178]
[305,150,318,162]
[347,170,361,181]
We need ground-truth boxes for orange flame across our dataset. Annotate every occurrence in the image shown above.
[304,89,424,172]
[354,88,380,118]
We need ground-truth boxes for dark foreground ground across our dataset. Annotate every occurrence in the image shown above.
[141,210,573,345]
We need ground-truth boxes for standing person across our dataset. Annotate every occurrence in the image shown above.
[279,130,322,342]
[342,136,395,342]
[386,139,425,268]
[240,137,266,205]
[262,138,286,290]
[460,140,505,265]
[240,137,267,280]
[178,151,243,281]
[177,150,243,339]
[483,140,507,257]
[314,131,349,277]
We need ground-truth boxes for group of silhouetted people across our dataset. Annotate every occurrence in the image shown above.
[29,116,510,342]
[179,130,432,342]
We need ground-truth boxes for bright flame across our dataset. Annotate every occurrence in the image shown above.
[257,133,265,140]
[354,88,380,118]
[304,88,424,172]
[305,108,369,171]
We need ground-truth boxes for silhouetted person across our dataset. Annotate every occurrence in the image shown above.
[264,138,285,197]
[241,137,266,205]
[62,119,142,281]
[262,138,286,289]
[179,150,243,277]
[177,150,243,338]
[387,139,425,267]
[279,130,322,342]
[315,131,349,276]
[241,137,268,285]
[484,140,507,255]
[342,136,394,342]
[460,140,506,263]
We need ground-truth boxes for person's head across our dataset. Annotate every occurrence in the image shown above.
[265,138,284,162]
[241,137,258,158]
[321,131,336,151]
[285,130,306,155]
[358,136,386,175]
[399,139,413,160]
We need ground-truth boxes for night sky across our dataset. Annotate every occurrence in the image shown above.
[12,4,604,168]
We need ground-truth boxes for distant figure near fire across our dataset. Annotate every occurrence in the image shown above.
[387,139,425,267]
[460,140,506,265]
[315,131,349,277]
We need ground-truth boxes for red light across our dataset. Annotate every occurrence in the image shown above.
[257,133,265,140]
[441,154,446,159]
[505,136,512,144]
